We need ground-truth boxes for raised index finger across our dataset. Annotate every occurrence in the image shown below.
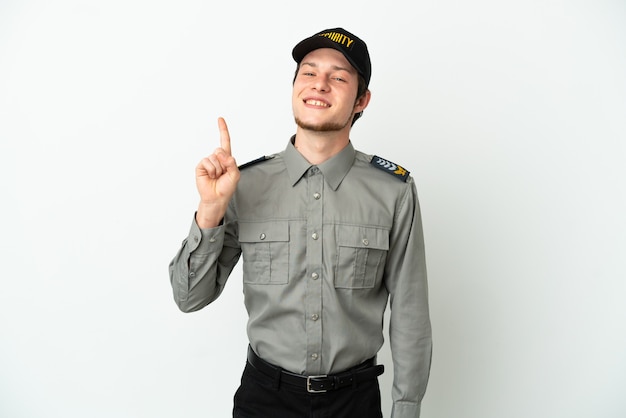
[217,117,232,156]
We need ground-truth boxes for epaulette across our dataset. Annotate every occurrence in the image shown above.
[370,155,410,182]
[238,155,275,170]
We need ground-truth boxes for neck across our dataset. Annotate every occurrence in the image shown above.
[293,128,350,165]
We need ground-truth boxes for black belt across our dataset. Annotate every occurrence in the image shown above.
[246,346,384,393]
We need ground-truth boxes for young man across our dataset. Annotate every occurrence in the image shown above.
[169,28,432,418]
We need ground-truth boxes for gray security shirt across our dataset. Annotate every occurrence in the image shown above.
[169,139,432,418]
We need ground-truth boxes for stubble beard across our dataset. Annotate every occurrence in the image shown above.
[294,106,355,132]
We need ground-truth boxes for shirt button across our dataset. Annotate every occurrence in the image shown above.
[313,192,321,200]
[311,272,319,280]
[259,233,266,240]
[311,233,319,240]
[209,237,216,243]
[362,238,369,246]
[311,353,318,360]
[311,314,319,321]
[193,236,199,243]
[189,271,195,278]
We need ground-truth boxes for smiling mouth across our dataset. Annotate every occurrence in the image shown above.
[304,99,330,107]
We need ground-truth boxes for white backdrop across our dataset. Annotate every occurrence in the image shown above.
[1,1,625,417]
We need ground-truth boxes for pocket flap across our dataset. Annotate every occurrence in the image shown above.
[337,225,389,250]
[239,221,289,243]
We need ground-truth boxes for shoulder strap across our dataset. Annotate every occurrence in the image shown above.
[370,155,410,182]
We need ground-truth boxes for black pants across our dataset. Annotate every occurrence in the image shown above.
[233,362,383,418]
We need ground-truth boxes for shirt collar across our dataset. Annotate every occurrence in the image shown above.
[283,136,356,191]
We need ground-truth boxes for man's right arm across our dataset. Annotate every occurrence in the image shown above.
[169,117,242,312]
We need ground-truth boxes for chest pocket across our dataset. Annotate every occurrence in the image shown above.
[239,221,289,285]
[335,225,389,289]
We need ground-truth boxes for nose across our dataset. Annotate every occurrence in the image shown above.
[313,76,329,92]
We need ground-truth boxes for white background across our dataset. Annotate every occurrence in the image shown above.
[1,1,625,417]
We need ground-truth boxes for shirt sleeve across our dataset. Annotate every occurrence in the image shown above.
[168,212,241,312]
[385,180,432,418]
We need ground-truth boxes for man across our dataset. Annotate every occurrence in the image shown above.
[169,28,432,418]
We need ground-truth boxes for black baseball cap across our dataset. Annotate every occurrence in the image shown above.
[292,28,372,87]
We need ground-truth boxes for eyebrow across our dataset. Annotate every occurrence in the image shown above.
[300,61,353,74]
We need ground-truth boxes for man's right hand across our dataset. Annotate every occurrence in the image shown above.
[195,117,240,229]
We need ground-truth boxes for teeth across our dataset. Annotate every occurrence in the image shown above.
[305,100,329,107]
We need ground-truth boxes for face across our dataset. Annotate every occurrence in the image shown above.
[292,48,370,132]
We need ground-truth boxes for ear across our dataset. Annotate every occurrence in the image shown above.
[354,89,371,113]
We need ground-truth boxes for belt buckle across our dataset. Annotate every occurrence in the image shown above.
[306,375,328,393]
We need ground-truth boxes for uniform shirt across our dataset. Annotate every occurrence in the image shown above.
[169,139,432,418]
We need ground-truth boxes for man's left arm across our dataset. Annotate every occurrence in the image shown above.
[385,179,432,418]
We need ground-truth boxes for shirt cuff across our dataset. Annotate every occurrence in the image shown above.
[187,213,225,253]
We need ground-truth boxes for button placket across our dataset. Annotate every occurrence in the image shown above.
[305,166,324,373]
